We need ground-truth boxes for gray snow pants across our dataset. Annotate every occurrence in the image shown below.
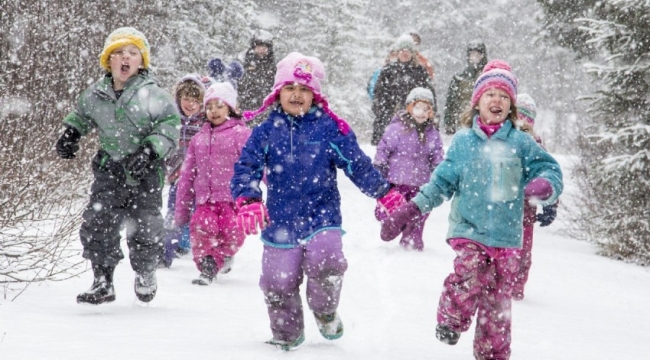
[79,151,164,273]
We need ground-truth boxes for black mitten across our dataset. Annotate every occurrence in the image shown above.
[123,143,157,181]
[537,203,558,227]
[56,126,81,159]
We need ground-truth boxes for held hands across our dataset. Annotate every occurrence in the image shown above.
[55,126,81,159]
[123,143,157,181]
[537,203,558,227]
[236,197,270,235]
[376,188,407,217]
[380,202,422,241]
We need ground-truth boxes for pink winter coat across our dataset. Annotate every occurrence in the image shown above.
[174,119,251,226]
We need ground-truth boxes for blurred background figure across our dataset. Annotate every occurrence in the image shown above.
[442,41,488,135]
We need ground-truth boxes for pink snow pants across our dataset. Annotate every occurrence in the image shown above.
[189,202,245,271]
[437,240,519,360]
[512,223,534,299]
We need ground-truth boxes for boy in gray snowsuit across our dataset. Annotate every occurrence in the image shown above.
[55,27,180,304]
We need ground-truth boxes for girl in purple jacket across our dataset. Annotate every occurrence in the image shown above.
[174,82,252,285]
[373,87,444,250]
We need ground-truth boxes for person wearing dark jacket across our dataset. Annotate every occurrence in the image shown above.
[442,41,488,135]
[238,31,276,127]
[371,34,436,146]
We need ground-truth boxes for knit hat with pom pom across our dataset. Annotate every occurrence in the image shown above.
[471,59,518,106]
[516,93,537,125]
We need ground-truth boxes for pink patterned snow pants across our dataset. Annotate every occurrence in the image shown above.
[189,202,245,271]
[437,240,519,360]
[512,223,534,299]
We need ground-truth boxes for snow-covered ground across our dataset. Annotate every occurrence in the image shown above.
[1,147,649,360]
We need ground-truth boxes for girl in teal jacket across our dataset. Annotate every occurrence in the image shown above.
[382,60,562,360]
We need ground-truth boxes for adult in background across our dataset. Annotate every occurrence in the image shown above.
[372,34,436,145]
[238,30,276,127]
[409,31,435,81]
[442,41,488,135]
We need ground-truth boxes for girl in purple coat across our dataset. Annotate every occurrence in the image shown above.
[174,82,252,285]
[374,87,444,250]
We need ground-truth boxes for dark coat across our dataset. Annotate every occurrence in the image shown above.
[372,60,436,124]
[442,42,488,134]
[238,41,276,113]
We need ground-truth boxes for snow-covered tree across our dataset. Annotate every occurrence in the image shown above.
[543,0,650,263]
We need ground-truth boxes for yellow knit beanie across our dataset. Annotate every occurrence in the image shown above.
[99,27,150,71]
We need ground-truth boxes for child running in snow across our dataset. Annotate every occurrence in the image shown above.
[511,93,558,300]
[160,74,208,268]
[230,52,405,351]
[174,82,251,285]
[381,60,563,360]
[55,27,180,304]
[374,87,444,251]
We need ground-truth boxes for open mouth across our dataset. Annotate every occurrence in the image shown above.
[120,64,130,74]
[489,106,503,116]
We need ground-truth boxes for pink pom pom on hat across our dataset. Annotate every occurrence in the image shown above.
[471,59,518,106]
[242,51,351,135]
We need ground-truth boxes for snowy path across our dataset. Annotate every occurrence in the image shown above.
[1,149,649,360]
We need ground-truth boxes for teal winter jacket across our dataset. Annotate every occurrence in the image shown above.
[412,117,563,248]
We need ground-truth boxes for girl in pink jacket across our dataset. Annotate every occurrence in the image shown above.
[175,82,252,285]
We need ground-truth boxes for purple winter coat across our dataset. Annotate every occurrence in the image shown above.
[374,110,444,187]
[175,119,251,226]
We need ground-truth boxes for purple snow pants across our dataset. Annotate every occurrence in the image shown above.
[189,202,245,271]
[259,230,348,342]
[437,240,519,360]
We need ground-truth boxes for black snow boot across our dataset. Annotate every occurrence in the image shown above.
[77,264,116,305]
[192,256,217,286]
[134,270,157,303]
[436,324,460,345]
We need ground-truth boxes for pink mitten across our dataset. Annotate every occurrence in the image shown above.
[377,188,406,217]
[524,178,553,204]
[236,198,270,235]
[381,202,422,241]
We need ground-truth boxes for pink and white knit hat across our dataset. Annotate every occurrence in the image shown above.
[471,59,518,106]
[516,93,537,125]
[243,52,351,135]
[203,82,238,111]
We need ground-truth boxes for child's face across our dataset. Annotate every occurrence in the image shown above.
[477,88,512,125]
[180,96,201,117]
[109,44,143,90]
[409,101,433,124]
[279,83,314,116]
[516,119,534,134]
[205,99,230,126]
